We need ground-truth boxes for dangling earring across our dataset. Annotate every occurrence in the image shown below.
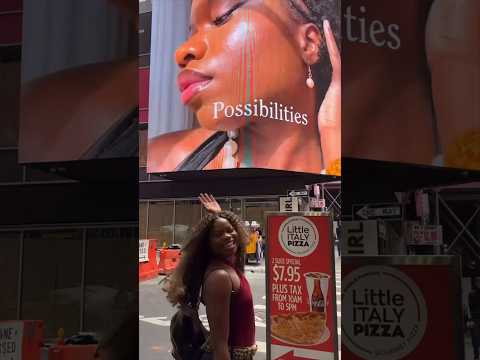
[222,130,238,168]
[306,65,315,89]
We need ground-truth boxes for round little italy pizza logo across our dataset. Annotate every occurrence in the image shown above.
[342,266,428,360]
[278,217,319,257]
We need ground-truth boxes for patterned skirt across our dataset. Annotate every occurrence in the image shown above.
[201,341,257,360]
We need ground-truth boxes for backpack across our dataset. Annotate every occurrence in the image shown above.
[170,302,210,360]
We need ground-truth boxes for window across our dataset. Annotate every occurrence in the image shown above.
[83,227,137,335]
[147,201,174,247]
[174,200,201,246]
[0,232,20,320]
[230,199,243,217]
[21,230,83,337]
[244,200,279,231]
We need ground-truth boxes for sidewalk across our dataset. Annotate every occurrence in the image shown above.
[245,263,266,274]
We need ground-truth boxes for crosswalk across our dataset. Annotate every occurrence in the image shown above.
[141,266,342,358]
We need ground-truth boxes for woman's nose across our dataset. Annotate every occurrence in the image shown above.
[175,35,207,68]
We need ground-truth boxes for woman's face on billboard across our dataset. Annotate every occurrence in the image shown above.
[175,0,308,130]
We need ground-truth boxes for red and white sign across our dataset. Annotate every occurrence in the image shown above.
[0,321,43,360]
[139,239,150,263]
[408,224,443,245]
[309,198,326,209]
[342,257,462,360]
[267,214,337,360]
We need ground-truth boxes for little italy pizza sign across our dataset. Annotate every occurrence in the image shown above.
[267,214,338,360]
[342,266,427,359]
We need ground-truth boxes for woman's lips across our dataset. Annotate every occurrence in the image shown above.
[225,240,236,251]
[177,70,212,104]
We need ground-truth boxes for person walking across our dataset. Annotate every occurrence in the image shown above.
[164,194,257,360]
[255,230,263,263]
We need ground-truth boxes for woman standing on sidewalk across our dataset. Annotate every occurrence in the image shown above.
[164,194,257,360]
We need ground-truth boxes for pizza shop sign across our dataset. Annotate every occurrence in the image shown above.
[278,217,319,257]
[342,266,427,360]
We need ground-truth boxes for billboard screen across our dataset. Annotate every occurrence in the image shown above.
[18,0,137,163]
[342,0,480,171]
[146,0,341,175]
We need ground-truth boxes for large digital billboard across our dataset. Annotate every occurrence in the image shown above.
[342,0,479,171]
[146,0,341,175]
[18,0,137,163]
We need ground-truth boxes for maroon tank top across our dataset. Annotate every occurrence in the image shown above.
[202,264,256,348]
[228,267,256,348]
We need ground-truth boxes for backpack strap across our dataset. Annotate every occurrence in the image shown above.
[179,300,210,340]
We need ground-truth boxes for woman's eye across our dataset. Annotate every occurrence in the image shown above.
[213,12,232,26]
[212,2,244,27]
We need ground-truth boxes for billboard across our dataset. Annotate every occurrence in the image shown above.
[267,213,338,359]
[18,0,137,163]
[342,0,480,171]
[146,0,341,175]
[342,256,464,360]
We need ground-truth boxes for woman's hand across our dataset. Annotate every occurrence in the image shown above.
[318,19,341,175]
[199,193,222,214]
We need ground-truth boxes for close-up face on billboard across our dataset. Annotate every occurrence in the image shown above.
[18,0,138,163]
[147,0,341,175]
[342,0,479,171]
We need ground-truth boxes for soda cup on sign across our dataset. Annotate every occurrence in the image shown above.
[305,272,330,315]
[311,278,325,312]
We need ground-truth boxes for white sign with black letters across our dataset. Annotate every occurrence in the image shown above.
[341,221,378,255]
[139,239,150,263]
[287,189,308,197]
[0,322,23,360]
[279,197,299,212]
[353,203,402,220]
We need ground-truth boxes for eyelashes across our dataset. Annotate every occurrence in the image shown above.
[213,1,246,27]
[213,11,233,26]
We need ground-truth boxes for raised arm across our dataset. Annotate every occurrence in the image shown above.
[199,193,222,214]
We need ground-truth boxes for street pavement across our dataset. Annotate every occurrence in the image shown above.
[140,257,341,360]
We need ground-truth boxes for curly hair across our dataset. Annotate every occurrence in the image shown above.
[163,211,249,307]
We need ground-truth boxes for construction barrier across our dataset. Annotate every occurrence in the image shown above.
[0,320,43,360]
[47,345,97,360]
[158,248,181,275]
[139,239,159,281]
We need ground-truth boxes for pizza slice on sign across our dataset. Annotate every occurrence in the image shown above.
[271,312,326,345]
